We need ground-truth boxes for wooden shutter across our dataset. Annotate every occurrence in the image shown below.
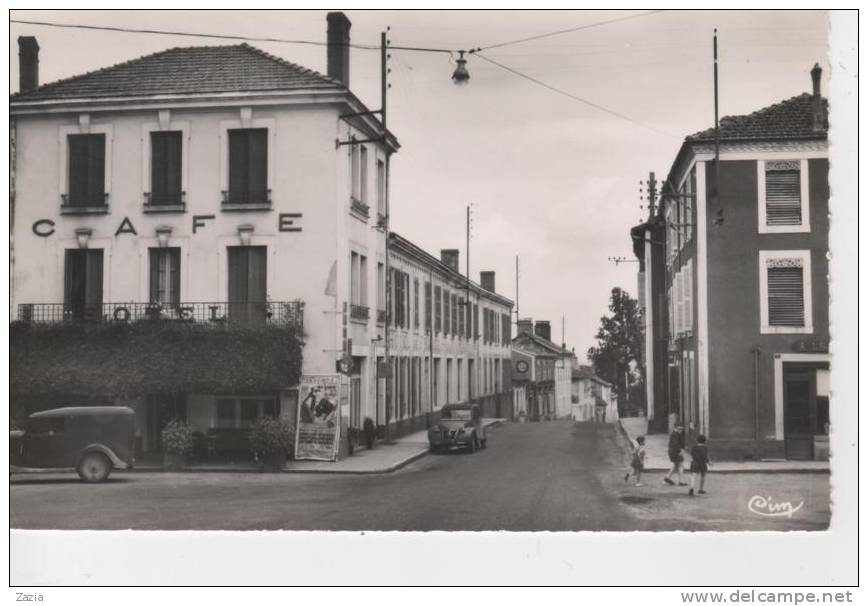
[84,250,104,312]
[169,248,181,305]
[68,136,89,206]
[683,261,693,332]
[248,129,268,204]
[768,266,804,326]
[64,249,86,313]
[765,164,801,226]
[228,130,248,203]
[425,282,432,330]
[150,133,167,203]
[434,286,441,332]
[473,303,478,339]
[149,248,161,302]
[451,294,457,337]
[87,135,106,203]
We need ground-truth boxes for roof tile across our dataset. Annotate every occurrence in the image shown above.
[11,43,342,102]
[686,92,827,142]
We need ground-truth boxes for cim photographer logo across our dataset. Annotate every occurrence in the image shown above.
[747,495,804,518]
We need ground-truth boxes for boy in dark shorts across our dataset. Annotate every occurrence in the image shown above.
[624,436,646,486]
[688,434,711,496]
[663,423,687,486]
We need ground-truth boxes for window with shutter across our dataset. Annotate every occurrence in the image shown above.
[767,266,805,327]
[760,251,813,334]
[64,249,104,319]
[227,128,268,205]
[457,297,464,337]
[149,131,183,206]
[443,290,451,335]
[451,294,457,337]
[683,260,693,332]
[765,161,801,226]
[414,279,420,329]
[473,303,479,340]
[66,134,106,208]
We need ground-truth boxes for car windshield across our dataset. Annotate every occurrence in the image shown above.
[443,408,472,420]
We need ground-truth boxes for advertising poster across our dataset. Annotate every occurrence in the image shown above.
[295,374,341,461]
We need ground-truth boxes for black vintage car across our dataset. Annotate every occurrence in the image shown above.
[10,406,136,482]
[428,403,486,453]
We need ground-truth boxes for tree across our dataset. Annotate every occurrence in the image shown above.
[586,287,645,416]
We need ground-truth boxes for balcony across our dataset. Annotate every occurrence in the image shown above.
[60,193,110,215]
[221,189,272,212]
[350,304,370,322]
[144,191,186,213]
[350,197,370,219]
[15,301,304,331]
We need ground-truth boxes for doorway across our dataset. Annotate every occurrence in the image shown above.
[783,368,816,460]
[227,246,267,324]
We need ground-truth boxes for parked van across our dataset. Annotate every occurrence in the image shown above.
[10,406,135,482]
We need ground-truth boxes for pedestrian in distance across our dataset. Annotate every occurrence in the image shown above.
[688,434,711,496]
[624,435,647,486]
[663,423,688,486]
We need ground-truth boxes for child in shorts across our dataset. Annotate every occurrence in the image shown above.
[688,434,710,496]
[624,436,646,487]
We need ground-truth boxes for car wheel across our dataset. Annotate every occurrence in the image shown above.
[77,452,112,483]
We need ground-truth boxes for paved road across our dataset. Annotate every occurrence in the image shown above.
[9,422,830,531]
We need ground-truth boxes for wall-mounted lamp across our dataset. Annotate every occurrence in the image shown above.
[452,50,470,85]
[237,224,255,246]
[75,228,92,249]
[155,225,173,248]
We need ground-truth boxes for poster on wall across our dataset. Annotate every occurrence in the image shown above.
[295,374,341,461]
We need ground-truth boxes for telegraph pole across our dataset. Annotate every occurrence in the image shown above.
[381,29,392,442]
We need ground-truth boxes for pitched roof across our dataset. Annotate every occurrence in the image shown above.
[571,365,611,386]
[10,43,343,102]
[686,93,827,143]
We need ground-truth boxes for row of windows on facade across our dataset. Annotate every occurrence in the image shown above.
[666,253,810,338]
[663,160,808,265]
[349,253,511,345]
[61,246,267,318]
[63,130,385,215]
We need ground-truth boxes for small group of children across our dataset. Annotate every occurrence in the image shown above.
[625,434,711,495]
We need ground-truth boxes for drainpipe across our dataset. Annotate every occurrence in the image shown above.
[751,345,761,460]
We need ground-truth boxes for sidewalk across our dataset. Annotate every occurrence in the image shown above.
[287,417,505,474]
[619,417,829,473]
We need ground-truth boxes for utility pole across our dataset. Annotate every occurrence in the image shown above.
[514,255,519,324]
[713,29,721,206]
[381,29,392,442]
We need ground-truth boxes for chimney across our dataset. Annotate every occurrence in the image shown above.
[480,271,495,292]
[440,249,460,273]
[326,12,351,88]
[18,36,39,93]
[534,320,551,342]
[810,63,825,133]
[517,318,534,336]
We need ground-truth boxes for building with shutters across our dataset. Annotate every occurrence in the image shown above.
[510,319,572,420]
[630,64,829,460]
[9,13,515,461]
[9,14,404,460]
[382,235,515,433]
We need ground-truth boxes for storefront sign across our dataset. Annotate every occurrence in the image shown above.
[295,374,341,461]
[791,339,829,353]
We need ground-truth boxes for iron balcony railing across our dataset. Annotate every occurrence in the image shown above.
[16,301,304,330]
[144,191,186,209]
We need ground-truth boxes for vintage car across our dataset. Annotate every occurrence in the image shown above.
[10,406,136,482]
[428,403,486,453]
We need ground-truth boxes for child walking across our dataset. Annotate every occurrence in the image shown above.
[624,436,647,487]
[688,434,711,496]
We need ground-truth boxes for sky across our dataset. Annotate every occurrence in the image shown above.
[9,9,830,360]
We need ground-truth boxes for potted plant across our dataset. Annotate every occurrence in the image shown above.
[161,419,193,470]
[248,417,293,472]
[363,417,376,449]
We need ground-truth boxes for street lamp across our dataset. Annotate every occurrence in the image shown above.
[452,50,470,85]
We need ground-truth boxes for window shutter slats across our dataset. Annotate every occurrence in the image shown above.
[765,169,801,225]
[767,266,805,326]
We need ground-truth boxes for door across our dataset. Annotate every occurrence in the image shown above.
[784,369,816,460]
[227,246,267,324]
[64,249,103,320]
[22,416,67,468]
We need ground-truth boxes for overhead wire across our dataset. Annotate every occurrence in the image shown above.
[474,52,674,137]
[472,10,665,52]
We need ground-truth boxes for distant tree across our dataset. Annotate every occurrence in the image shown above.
[586,287,645,416]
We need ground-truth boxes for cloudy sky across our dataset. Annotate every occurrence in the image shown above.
[10,9,830,358]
